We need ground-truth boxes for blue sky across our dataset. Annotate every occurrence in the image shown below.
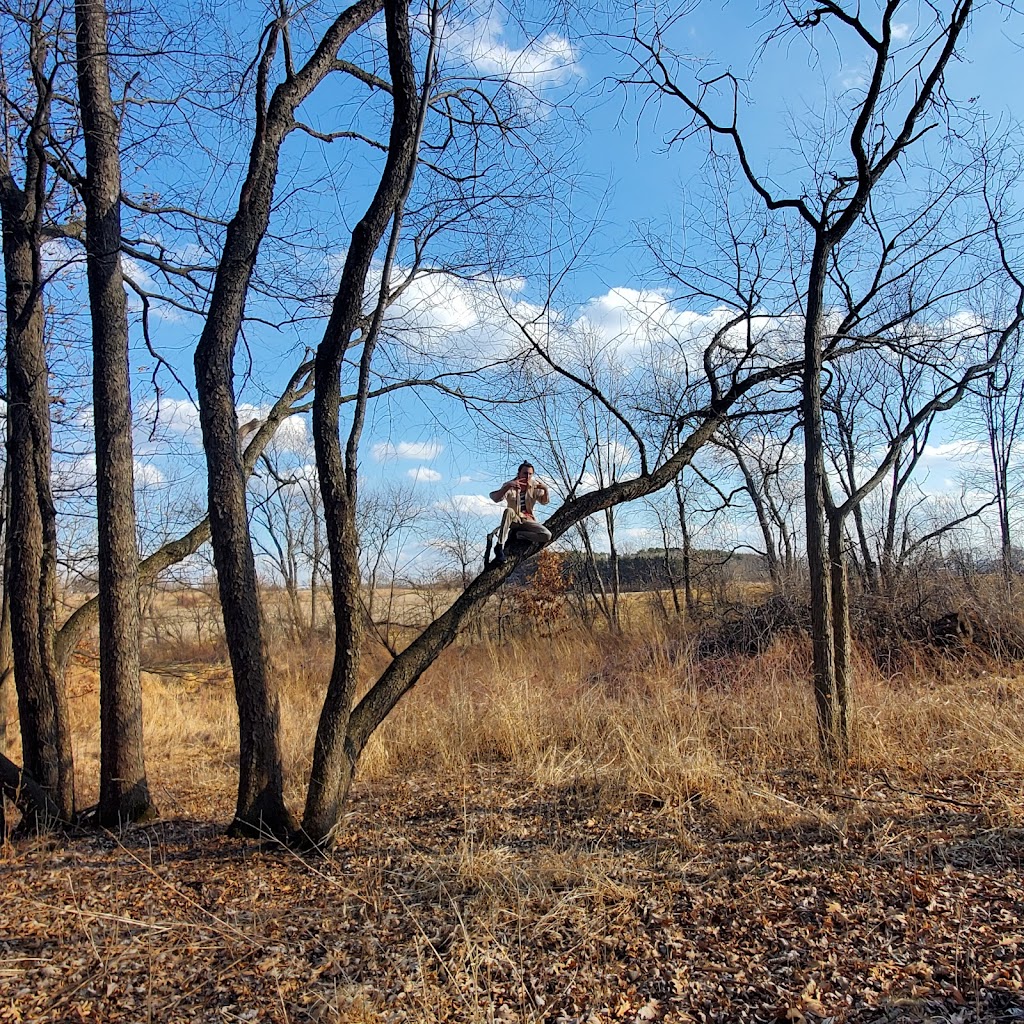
[31,0,1024,579]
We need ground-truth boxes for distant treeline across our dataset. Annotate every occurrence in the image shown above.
[539,548,769,593]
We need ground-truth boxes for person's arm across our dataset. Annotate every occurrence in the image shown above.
[534,480,550,504]
[490,479,515,503]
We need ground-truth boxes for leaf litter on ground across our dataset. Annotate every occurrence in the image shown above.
[1,763,1022,1024]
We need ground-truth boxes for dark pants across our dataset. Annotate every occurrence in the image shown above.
[497,507,551,549]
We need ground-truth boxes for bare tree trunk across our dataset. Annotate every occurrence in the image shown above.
[576,522,614,627]
[729,441,784,592]
[827,512,851,760]
[2,185,75,825]
[75,0,155,826]
[604,507,621,631]
[803,244,841,765]
[194,0,382,837]
[675,477,696,617]
[302,0,421,847]
[0,460,12,761]
[310,506,322,635]
[1,19,76,822]
[657,514,681,616]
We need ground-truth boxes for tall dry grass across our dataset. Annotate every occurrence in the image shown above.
[5,604,1023,823]
[348,621,1024,818]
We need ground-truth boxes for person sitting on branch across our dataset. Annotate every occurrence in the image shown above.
[489,461,552,564]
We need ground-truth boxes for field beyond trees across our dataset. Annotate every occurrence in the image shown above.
[2,597,1022,1024]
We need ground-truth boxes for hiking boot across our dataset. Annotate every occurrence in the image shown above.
[493,543,506,565]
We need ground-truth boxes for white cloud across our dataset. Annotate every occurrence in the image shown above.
[237,407,310,453]
[444,494,499,517]
[408,466,442,483]
[924,440,986,461]
[381,271,531,363]
[618,526,659,545]
[574,290,796,368]
[41,238,86,278]
[439,13,578,91]
[374,440,443,461]
[137,396,202,441]
[134,460,166,486]
[135,400,311,455]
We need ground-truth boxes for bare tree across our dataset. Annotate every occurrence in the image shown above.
[714,416,801,593]
[74,0,154,824]
[360,482,422,644]
[0,0,75,824]
[193,0,387,837]
[301,0,426,845]
[626,0,1024,763]
[975,328,1024,591]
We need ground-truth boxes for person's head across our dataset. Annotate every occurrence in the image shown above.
[517,461,534,483]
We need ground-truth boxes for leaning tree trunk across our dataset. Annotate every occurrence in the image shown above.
[75,0,155,826]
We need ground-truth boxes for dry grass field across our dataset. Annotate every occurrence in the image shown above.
[2,600,1023,1023]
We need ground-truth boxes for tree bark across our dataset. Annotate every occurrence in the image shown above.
[802,239,841,765]
[193,0,382,837]
[75,0,155,826]
[2,173,75,825]
[302,0,421,847]
[0,460,12,761]
[193,97,294,838]
[0,15,76,828]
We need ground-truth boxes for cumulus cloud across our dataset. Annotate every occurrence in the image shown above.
[41,238,87,279]
[408,466,442,483]
[572,289,797,369]
[443,494,498,517]
[439,12,578,91]
[134,399,311,455]
[380,271,532,363]
[237,406,310,453]
[137,397,203,441]
[373,439,444,461]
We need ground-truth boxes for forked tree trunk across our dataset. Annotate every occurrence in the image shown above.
[195,159,293,838]
[302,0,421,847]
[194,0,383,838]
[75,0,156,826]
